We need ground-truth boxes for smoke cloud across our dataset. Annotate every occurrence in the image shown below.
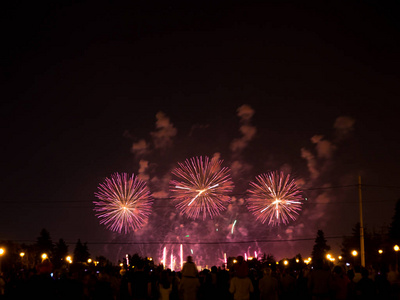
[230,105,257,154]
[151,111,177,149]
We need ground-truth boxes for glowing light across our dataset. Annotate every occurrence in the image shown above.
[254,251,258,259]
[395,245,400,252]
[231,220,237,234]
[244,253,247,261]
[246,171,303,226]
[338,256,343,260]
[87,258,92,263]
[20,252,25,258]
[326,254,332,260]
[0,248,4,255]
[283,260,289,266]
[352,250,358,257]
[66,256,72,263]
[180,244,183,270]
[224,253,227,264]
[170,156,234,219]
[378,250,383,254]
[170,253,174,271]
[41,253,48,260]
[94,173,153,233]
[163,247,166,270]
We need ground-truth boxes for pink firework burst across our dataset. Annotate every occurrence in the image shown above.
[246,171,303,226]
[170,156,234,219]
[94,173,153,233]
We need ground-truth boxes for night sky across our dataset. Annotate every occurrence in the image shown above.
[2,1,400,265]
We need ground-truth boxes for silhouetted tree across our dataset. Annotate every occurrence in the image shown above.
[341,223,362,260]
[35,228,54,259]
[389,198,400,244]
[73,239,90,263]
[311,230,330,262]
[53,238,69,268]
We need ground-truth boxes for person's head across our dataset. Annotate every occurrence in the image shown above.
[237,256,244,263]
[136,260,145,270]
[347,269,355,280]
[263,268,272,276]
[361,268,369,278]
[333,266,343,276]
[186,256,193,263]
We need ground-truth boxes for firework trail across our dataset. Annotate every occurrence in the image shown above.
[246,171,303,226]
[94,173,153,234]
[170,156,234,219]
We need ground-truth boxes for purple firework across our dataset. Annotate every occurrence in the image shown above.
[94,173,153,233]
[247,171,303,226]
[170,156,234,219]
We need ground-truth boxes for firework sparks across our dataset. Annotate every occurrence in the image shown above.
[170,156,234,219]
[246,171,303,225]
[94,173,153,233]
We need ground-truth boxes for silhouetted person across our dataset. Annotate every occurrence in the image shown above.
[180,256,200,300]
[307,259,332,300]
[158,270,172,300]
[330,265,349,300]
[356,268,376,300]
[280,269,295,300]
[258,267,279,300]
[128,260,150,300]
[374,268,391,299]
[229,258,254,300]
[234,256,249,279]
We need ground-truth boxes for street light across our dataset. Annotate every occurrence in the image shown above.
[283,260,289,266]
[326,254,332,260]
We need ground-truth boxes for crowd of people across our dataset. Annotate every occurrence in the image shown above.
[0,256,400,299]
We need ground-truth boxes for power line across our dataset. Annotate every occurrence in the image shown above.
[3,235,350,246]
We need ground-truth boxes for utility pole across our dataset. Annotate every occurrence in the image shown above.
[358,175,366,267]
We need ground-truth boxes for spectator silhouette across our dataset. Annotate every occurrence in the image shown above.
[356,268,376,300]
[128,260,150,300]
[229,256,254,300]
[330,265,349,300]
[307,258,331,300]
[158,270,172,300]
[180,256,200,300]
[258,267,279,300]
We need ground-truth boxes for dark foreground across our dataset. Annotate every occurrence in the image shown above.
[0,262,399,300]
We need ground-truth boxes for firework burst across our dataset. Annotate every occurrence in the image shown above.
[246,171,303,226]
[170,156,234,219]
[94,173,153,233]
